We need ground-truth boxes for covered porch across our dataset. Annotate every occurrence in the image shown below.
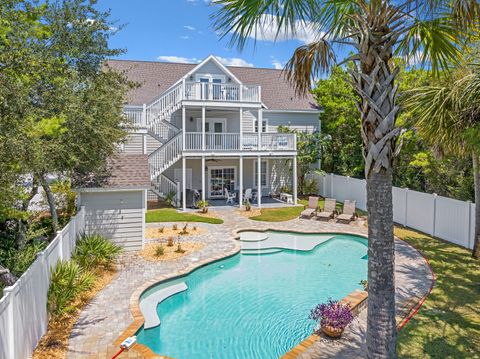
[163,155,298,211]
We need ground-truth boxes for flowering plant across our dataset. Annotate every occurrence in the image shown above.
[309,299,354,330]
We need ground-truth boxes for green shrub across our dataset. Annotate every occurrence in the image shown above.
[73,233,123,270]
[154,245,165,257]
[47,260,95,316]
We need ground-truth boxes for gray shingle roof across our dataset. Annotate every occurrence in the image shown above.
[78,154,150,190]
[104,154,150,189]
[107,59,316,110]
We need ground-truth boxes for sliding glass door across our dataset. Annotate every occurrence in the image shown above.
[209,167,236,198]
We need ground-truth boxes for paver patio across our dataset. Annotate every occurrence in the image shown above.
[67,208,433,359]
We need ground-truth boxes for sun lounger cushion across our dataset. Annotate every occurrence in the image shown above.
[301,208,316,217]
[336,213,354,222]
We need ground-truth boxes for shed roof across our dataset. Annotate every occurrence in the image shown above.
[77,154,150,191]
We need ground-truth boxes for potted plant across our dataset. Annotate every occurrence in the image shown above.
[197,200,209,213]
[309,299,354,338]
[243,199,251,211]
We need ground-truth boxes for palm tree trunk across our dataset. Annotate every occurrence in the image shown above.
[39,174,59,234]
[348,21,401,357]
[472,153,480,259]
[366,170,397,358]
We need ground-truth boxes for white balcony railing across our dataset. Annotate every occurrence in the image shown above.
[184,132,296,151]
[123,105,145,127]
[184,82,261,102]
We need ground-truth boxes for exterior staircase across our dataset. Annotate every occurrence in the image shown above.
[143,83,184,205]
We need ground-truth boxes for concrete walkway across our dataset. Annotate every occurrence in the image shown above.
[67,208,433,359]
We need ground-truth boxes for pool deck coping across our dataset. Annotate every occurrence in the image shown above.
[112,227,433,359]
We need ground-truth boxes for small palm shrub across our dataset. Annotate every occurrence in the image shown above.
[175,242,185,254]
[180,223,189,235]
[73,233,123,270]
[172,224,178,231]
[154,245,165,257]
[48,260,95,316]
[167,237,174,247]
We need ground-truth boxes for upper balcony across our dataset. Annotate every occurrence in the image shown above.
[184,82,261,103]
[184,132,296,152]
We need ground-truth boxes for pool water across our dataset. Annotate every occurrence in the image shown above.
[137,232,367,359]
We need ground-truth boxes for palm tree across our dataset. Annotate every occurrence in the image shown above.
[406,63,480,259]
[212,1,477,357]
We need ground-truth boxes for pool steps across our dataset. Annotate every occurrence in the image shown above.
[239,231,334,252]
[140,282,188,329]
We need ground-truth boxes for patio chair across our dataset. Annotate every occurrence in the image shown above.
[224,188,236,204]
[300,196,319,218]
[244,188,253,202]
[336,200,357,224]
[316,198,337,221]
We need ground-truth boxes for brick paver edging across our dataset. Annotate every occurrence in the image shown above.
[281,290,369,359]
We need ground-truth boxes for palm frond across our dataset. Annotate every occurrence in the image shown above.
[396,17,464,74]
[284,39,336,96]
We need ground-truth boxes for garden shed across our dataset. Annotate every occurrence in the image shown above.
[76,154,150,251]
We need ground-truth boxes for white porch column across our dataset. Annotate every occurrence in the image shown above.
[182,106,186,151]
[142,134,147,155]
[202,106,206,151]
[257,155,262,208]
[239,156,243,208]
[201,156,206,201]
[239,107,243,150]
[293,156,298,205]
[182,156,187,211]
[258,108,263,150]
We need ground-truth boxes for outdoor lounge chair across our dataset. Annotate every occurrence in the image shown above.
[224,188,236,204]
[316,198,337,221]
[300,196,319,218]
[336,200,357,224]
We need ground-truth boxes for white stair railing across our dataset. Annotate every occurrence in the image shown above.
[149,132,183,180]
[152,174,179,206]
[146,82,183,127]
[148,120,180,144]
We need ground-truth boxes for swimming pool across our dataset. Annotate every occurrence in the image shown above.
[136,232,368,359]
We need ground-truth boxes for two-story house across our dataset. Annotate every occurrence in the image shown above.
[108,55,321,211]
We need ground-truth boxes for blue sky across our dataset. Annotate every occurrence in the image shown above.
[97,0,321,69]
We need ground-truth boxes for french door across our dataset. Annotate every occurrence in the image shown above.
[209,167,236,198]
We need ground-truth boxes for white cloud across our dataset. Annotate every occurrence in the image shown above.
[179,35,191,40]
[243,14,321,44]
[184,25,196,31]
[217,57,254,67]
[157,56,200,64]
[271,58,285,70]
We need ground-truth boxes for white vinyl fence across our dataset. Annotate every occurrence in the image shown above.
[308,173,476,249]
[0,207,85,359]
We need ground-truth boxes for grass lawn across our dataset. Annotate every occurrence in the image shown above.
[250,198,367,222]
[395,227,480,358]
[146,208,223,224]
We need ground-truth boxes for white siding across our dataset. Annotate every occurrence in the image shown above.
[264,112,320,133]
[191,61,232,80]
[146,135,161,154]
[80,191,145,251]
[123,134,143,154]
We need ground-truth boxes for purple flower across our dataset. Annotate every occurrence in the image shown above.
[309,298,354,330]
